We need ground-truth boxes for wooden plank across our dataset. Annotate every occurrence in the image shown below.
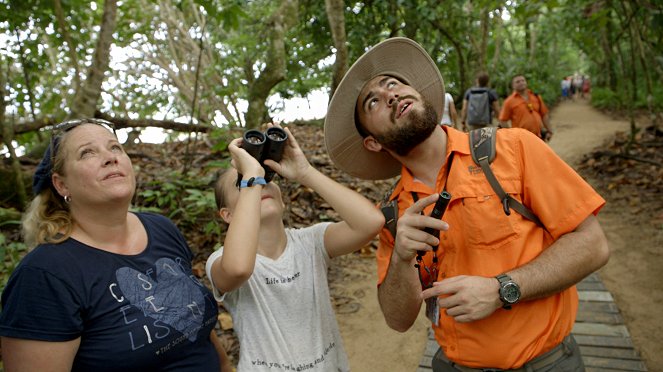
[580,345,643,360]
[573,334,634,349]
[579,290,615,302]
[419,355,433,369]
[583,272,602,282]
[583,355,648,371]
[578,301,620,313]
[573,322,630,337]
[577,280,607,291]
[576,309,623,324]
[422,341,437,357]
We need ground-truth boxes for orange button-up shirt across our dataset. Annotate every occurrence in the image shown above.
[376,126,604,369]
[499,90,549,136]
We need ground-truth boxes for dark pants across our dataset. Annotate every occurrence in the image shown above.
[432,335,585,372]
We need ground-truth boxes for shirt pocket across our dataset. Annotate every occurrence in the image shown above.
[453,185,522,250]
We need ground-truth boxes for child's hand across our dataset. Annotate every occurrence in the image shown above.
[228,137,264,178]
[263,124,312,183]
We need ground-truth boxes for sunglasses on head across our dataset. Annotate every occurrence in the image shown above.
[50,118,118,165]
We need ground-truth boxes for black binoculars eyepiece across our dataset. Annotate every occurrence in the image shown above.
[241,127,288,182]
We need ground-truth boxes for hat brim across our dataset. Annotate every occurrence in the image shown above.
[324,37,445,180]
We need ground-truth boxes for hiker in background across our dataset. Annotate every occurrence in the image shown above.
[460,72,500,132]
[206,124,383,371]
[0,118,231,371]
[582,76,591,99]
[440,91,458,129]
[324,37,609,371]
[561,76,571,100]
[499,74,554,142]
[573,74,585,99]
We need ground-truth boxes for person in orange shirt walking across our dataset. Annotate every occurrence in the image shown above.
[325,37,609,371]
[499,75,554,141]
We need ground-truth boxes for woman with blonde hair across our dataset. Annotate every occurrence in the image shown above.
[0,118,230,371]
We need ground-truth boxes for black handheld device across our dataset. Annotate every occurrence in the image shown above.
[241,127,288,182]
[423,191,452,243]
[414,190,452,276]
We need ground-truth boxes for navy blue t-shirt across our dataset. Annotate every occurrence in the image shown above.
[0,212,219,371]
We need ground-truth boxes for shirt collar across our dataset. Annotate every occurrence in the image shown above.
[399,126,470,193]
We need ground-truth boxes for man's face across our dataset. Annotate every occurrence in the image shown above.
[356,75,438,156]
[512,75,528,92]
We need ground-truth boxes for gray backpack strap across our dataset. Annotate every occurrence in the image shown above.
[469,128,544,228]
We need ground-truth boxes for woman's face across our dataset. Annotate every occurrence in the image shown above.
[52,123,136,209]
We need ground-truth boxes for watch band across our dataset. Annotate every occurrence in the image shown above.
[496,273,511,284]
[238,176,267,188]
[496,273,520,310]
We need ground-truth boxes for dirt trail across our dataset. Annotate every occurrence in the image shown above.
[335,99,662,371]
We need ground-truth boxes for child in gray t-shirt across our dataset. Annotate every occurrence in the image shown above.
[206,124,384,372]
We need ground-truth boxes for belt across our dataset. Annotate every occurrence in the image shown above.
[438,335,572,372]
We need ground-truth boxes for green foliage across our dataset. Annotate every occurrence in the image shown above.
[0,230,28,294]
[634,85,663,111]
[207,127,232,153]
[134,170,223,252]
[590,87,622,110]
[1,0,661,153]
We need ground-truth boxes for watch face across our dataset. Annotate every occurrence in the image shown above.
[502,282,520,303]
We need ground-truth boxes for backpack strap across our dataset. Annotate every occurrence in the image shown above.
[469,128,544,228]
[531,91,543,115]
[530,92,549,139]
[380,178,403,239]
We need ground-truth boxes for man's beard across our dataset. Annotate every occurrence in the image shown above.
[372,100,438,156]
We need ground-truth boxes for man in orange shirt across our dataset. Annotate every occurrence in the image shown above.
[499,75,554,141]
[325,38,609,371]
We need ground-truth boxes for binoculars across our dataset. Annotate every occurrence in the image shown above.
[241,127,288,182]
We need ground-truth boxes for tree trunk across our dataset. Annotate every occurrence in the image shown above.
[0,60,28,209]
[432,20,466,98]
[70,0,118,119]
[325,0,348,99]
[528,16,538,65]
[53,0,81,92]
[600,7,618,90]
[245,0,298,128]
[479,8,489,71]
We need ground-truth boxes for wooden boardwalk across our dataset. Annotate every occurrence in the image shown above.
[417,273,648,371]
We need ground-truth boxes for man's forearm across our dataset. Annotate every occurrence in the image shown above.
[378,252,423,332]
[509,215,609,300]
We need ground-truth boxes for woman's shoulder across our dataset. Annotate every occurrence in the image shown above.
[133,211,171,223]
[14,240,86,277]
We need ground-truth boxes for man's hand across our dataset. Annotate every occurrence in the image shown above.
[262,125,313,183]
[421,275,502,323]
[392,193,448,263]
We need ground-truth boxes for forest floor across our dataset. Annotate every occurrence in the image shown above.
[329,99,663,371]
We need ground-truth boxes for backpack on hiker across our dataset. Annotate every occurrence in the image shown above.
[466,88,491,126]
[380,127,543,239]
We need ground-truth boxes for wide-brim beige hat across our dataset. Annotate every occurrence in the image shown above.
[324,37,444,180]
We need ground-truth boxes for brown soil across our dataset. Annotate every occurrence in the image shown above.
[331,99,663,371]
